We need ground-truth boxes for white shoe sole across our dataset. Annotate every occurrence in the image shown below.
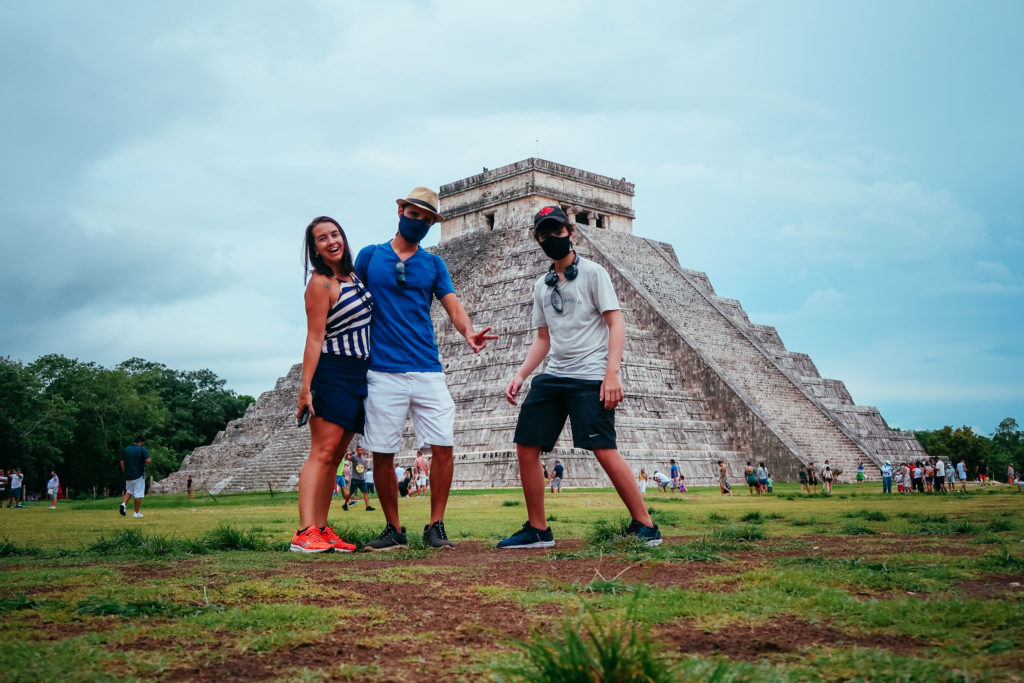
[289,544,331,553]
[499,540,555,549]
[364,544,409,553]
[644,539,663,547]
[330,547,355,553]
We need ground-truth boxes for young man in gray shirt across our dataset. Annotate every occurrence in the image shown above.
[498,206,660,548]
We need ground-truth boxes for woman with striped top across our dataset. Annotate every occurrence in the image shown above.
[291,216,374,553]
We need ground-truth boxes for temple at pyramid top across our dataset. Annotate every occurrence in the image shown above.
[438,158,636,242]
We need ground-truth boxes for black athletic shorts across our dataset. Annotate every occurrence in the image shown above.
[349,479,367,494]
[513,374,616,451]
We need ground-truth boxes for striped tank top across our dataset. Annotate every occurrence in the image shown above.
[322,275,373,359]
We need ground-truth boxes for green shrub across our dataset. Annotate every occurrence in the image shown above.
[841,522,875,536]
[647,507,681,526]
[740,511,763,523]
[0,538,43,557]
[705,512,727,523]
[504,607,676,682]
[502,500,522,507]
[203,523,272,551]
[986,519,1015,533]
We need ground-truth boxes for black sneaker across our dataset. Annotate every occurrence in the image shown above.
[365,506,376,512]
[119,502,126,517]
[342,502,349,511]
[622,519,662,547]
[497,522,555,549]
[423,521,455,550]
[364,523,408,552]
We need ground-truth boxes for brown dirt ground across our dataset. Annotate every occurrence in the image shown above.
[654,615,927,660]
[18,535,1014,681]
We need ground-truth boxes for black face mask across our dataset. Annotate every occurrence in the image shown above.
[540,235,572,260]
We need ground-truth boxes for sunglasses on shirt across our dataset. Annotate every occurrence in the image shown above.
[395,261,406,288]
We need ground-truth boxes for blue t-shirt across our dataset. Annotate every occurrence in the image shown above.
[553,464,564,479]
[354,242,455,372]
[670,464,679,478]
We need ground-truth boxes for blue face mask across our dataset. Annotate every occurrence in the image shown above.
[398,215,432,243]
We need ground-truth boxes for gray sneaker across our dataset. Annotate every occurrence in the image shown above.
[423,521,455,550]
[364,523,408,552]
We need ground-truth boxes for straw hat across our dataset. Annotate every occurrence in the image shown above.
[396,187,444,222]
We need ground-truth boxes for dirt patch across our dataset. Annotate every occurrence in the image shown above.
[955,574,1024,600]
[655,615,927,660]
[116,559,208,581]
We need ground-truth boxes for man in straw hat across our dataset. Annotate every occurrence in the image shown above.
[354,186,497,551]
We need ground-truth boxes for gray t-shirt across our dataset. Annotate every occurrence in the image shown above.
[350,455,367,481]
[532,257,620,380]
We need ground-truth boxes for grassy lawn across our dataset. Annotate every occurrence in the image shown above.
[1,483,1022,681]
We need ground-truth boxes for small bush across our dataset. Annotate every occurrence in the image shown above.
[203,523,272,551]
[647,507,681,526]
[546,514,558,522]
[0,594,44,613]
[863,510,889,522]
[740,511,763,523]
[502,500,522,507]
[584,518,631,546]
[0,538,43,557]
[979,547,1024,572]
[841,523,875,536]
[986,519,1015,533]
[505,607,676,682]
[705,512,728,523]
[789,518,814,527]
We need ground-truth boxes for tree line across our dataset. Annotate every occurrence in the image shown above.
[914,417,1023,481]
[0,354,253,497]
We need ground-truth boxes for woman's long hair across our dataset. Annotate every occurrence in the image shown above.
[303,215,354,284]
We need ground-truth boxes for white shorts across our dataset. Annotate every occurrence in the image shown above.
[47,488,58,500]
[362,370,455,453]
[125,477,146,499]
[416,474,428,487]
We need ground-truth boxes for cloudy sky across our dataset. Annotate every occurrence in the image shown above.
[2,1,1021,434]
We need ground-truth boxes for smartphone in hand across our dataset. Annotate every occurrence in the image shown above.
[297,390,315,427]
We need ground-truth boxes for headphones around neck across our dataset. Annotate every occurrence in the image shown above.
[544,251,579,287]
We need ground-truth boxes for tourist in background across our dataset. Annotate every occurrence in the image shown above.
[807,464,818,494]
[744,462,758,495]
[822,461,834,494]
[291,216,371,554]
[120,438,149,517]
[880,460,893,494]
[550,460,564,493]
[638,468,648,494]
[670,459,680,493]
[856,462,865,487]
[719,461,732,496]
[47,471,59,509]
[956,459,968,492]
[756,461,768,495]
[977,459,988,485]
[798,464,809,494]
[342,448,375,513]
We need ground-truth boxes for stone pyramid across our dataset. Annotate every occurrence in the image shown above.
[153,159,924,494]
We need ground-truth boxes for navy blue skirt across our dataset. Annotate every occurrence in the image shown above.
[310,353,369,433]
